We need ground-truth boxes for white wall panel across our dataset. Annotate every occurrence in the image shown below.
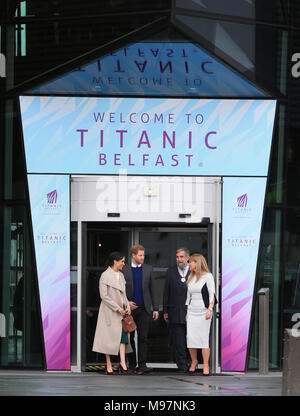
[71,175,221,223]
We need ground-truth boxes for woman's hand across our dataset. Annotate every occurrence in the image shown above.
[125,306,131,315]
[118,307,126,316]
[205,309,212,320]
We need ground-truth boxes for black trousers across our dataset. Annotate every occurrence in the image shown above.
[127,308,150,371]
[169,323,190,370]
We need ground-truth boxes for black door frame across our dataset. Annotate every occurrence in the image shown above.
[80,222,214,370]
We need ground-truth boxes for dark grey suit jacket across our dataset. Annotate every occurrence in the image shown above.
[163,265,190,324]
[122,263,159,315]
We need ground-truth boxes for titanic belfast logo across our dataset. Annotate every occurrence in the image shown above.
[42,189,62,214]
[47,189,57,204]
[237,193,248,208]
[232,192,251,215]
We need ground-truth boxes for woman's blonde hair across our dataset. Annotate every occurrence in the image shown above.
[187,253,210,285]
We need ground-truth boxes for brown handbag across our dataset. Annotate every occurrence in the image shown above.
[122,314,136,333]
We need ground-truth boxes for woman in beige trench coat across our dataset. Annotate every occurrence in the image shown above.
[92,252,133,374]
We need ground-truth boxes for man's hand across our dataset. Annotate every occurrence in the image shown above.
[129,301,139,310]
[153,311,159,320]
[163,313,168,323]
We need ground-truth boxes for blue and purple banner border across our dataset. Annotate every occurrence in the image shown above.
[221,177,267,371]
[20,96,276,371]
[27,174,70,370]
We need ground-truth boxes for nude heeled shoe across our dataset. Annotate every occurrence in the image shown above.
[188,361,198,375]
[203,365,210,376]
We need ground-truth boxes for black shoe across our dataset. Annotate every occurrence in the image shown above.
[136,366,153,375]
[136,369,146,375]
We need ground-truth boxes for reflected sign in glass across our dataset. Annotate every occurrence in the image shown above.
[20,96,276,176]
[221,177,267,372]
[26,42,265,97]
[28,174,70,370]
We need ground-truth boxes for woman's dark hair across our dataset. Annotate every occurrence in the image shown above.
[106,251,125,267]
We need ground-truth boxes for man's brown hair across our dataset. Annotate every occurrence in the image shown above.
[130,244,145,255]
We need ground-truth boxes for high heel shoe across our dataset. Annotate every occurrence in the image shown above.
[203,366,210,376]
[118,363,132,374]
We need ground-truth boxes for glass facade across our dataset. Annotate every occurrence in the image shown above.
[1,0,300,371]
[1,204,44,367]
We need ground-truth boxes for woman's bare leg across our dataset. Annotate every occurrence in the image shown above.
[119,343,127,370]
[188,348,198,371]
[202,348,210,374]
[106,354,113,373]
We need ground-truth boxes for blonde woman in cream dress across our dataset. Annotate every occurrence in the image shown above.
[185,253,215,375]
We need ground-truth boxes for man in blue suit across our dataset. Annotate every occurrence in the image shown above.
[163,248,191,372]
[122,244,159,375]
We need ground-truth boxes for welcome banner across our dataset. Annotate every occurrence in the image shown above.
[20,96,276,176]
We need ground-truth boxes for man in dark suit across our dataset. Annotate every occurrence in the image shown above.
[163,248,191,372]
[122,244,159,375]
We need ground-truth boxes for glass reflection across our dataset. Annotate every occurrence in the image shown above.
[1,206,44,368]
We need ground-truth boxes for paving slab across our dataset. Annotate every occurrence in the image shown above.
[0,370,283,397]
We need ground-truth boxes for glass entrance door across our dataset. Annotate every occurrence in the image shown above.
[82,223,213,370]
[138,227,211,366]
[83,224,131,367]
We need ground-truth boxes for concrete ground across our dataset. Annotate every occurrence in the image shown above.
[0,370,283,397]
